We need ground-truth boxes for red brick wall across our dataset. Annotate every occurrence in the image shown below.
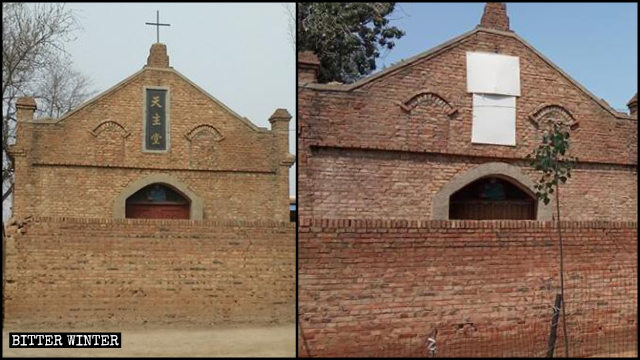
[303,148,637,221]
[297,219,637,357]
[3,217,295,328]
[298,29,637,221]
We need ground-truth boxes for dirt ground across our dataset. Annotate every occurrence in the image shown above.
[2,324,295,357]
[588,351,638,358]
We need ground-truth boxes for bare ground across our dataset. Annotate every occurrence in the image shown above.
[588,351,638,358]
[2,324,295,357]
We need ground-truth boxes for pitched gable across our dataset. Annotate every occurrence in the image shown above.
[299,28,636,166]
[19,45,278,172]
[303,28,632,121]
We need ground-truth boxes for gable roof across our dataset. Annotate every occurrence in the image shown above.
[300,27,635,121]
[44,66,269,132]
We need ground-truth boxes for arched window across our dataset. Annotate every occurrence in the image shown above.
[125,183,190,219]
[449,176,536,220]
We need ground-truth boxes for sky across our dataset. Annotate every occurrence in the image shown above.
[376,2,637,112]
[64,3,296,195]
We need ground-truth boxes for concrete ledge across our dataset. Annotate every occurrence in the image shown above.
[7,216,295,228]
[297,217,637,230]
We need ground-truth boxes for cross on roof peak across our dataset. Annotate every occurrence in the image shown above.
[145,10,171,43]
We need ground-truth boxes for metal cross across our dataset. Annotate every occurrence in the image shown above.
[145,10,170,43]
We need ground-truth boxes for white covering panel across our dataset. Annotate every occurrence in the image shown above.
[467,52,520,96]
[471,94,516,146]
[472,93,515,107]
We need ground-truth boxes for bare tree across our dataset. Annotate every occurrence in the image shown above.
[2,3,93,213]
[33,60,95,119]
[282,3,296,52]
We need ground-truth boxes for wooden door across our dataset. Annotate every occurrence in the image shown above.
[125,204,190,219]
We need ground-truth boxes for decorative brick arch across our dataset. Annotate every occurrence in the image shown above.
[90,120,131,138]
[397,90,458,116]
[184,124,224,142]
[528,104,579,130]
[432,162,552,220]
[113,174,203,219]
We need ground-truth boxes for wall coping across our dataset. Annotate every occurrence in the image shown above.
[298,217,637,230]
[31,161,277,174]
[6,216,295,229]
[306,143,639,168]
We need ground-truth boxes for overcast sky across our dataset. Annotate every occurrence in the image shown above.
[64,3,296,195]
[378,3,637,112]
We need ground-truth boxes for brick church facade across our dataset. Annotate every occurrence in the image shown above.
[10,43,294,222]
[298,3,637,222]
[4,42,295,329]
[297,4,636,357]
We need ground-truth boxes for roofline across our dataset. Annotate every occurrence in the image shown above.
[299,28,479,92]
[507,29,635,120]
[169,67,269,132]
[51,66,270,132]
[52,67,146,123]
[300,27,635,121]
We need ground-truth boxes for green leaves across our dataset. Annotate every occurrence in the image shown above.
[528,121,576,205]
[298,3,405,83]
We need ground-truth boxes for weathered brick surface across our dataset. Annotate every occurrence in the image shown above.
[10,44,293,222]
[296,6,637,356]
[4,217,295,328]
[13,167,283,221]
[305,148,637,221]
[297,219,637,357]
[298,28,637,221]
[480,2,510,31]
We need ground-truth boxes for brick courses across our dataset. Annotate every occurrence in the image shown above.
[297,219,637,357]
[10,43,294,222]
[305,148,636,221]
[298,13,637,221]
[4,42,295,330]
[4,217,295,328]
[297,3,637,357]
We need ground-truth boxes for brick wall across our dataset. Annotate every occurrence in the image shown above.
[3,217,295,329]
[298,28,637,221]
[15,166,283,221]
[303,148,637,221]
[297,218,637,357]
[10,46,292,222]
